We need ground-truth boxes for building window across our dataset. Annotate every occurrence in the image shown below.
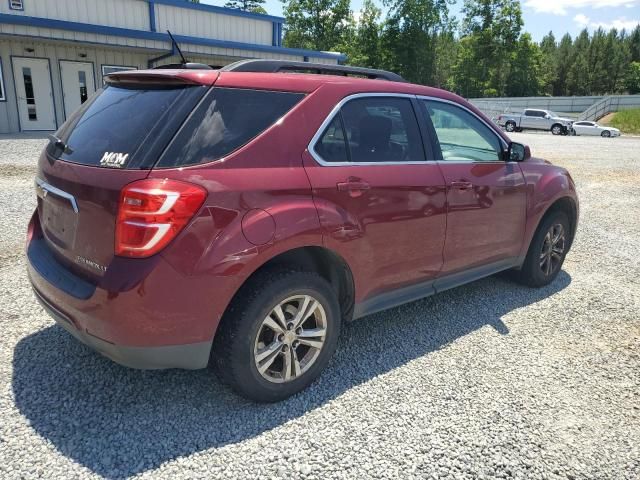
[9,0,24,11]
[101,65,137,85]
[0,60,6,102]
[22,67,37,121]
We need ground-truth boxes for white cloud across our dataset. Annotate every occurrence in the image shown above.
[573,13,640,30]
[524,0,637,15]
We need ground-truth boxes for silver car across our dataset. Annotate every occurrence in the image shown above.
[571,121,621,137]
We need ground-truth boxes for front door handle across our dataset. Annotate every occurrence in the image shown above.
[450,181,473,190]
[337,179,370,197]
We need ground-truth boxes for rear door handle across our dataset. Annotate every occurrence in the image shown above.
[450,181,473,190]
[337,179,370,197]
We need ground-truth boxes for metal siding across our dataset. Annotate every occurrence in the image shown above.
[0,0,150,31]
[155,4,272,46]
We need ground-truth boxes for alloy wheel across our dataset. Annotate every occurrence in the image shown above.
[540,223,566,276]
[254,295,327,383]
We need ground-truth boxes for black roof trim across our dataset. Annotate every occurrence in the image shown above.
[221,59,405,82]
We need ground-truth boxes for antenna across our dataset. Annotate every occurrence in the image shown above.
[167,30,188,66]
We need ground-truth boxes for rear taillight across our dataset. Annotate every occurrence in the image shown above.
[115,179,207,258]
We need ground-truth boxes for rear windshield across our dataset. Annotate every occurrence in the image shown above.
[157,88,305,168]
[50,84,206,168]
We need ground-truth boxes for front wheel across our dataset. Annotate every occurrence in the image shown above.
[514,211,570,287]
[551,124,563,135]
[213,270,341,402]
[505,121,516,132]
[601,130,611,138]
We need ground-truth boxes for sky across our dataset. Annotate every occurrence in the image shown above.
[202,0,640,41]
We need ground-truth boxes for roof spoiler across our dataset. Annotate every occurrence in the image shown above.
[104,71,209,86]
[221,59,406,82]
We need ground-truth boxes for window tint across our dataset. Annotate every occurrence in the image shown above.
[51,85,204,167]
[339,97,424,163]
[159,88,304,168]
[423,100,503,162]
[316,115,348,163]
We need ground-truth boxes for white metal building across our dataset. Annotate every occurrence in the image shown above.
[0,0,344,133]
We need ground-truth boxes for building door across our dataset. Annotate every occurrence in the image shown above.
[12,57,56,131]
[60,61,95,119]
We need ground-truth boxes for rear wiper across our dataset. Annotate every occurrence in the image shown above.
[47,134,74,155]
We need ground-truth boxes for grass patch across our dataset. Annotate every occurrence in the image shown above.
[610,109,640,134]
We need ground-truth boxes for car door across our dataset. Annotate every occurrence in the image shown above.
[419,98,527,275]
[303,94,447,302]
[520,110,537,129]
[573,121,592,135]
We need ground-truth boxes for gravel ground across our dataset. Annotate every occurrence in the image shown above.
[0,132,638,479]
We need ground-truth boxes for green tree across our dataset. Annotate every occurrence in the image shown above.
[505,33,542,96]
[342,0,382,68]
[539,31,557,95]
[566,29,591,95]
[281,0,352,51]
[225,0,267,13]
[553,33,573,95]
[626,61,640,93]
[380,0,455,85]
[454,0,523,96]
[629,25,640,62]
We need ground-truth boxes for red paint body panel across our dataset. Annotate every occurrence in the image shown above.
[26,70,578,366]
[437,161,527,273]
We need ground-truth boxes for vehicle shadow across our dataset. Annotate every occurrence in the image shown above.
[12,271,571,478]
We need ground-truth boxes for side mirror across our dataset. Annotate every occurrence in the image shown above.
[544,114,551,119]
[506,142,530,162]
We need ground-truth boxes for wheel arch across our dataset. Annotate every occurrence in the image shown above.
[534,196,578,252]
[213,245,356,341]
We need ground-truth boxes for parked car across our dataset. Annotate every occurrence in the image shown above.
[496,109,574,135]
[26,60,579,402]
[571,121,621,137]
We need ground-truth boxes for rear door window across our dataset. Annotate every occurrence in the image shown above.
[158,88,305,168]
[50,84,206,168]
[313,96,425,164]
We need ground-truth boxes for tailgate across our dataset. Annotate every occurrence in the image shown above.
[34,73,212,280]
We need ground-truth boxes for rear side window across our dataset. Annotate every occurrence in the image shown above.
[51,85,205,168]
[313,96,425,164]
[158,88,305,168]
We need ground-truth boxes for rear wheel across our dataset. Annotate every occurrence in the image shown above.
[551,124,563,135]
[514,211,570,287]
[213,270,341,402]
[505,121,516,132]
[601,130,611,138]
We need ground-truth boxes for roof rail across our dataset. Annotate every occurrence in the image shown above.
[221,59,405,82]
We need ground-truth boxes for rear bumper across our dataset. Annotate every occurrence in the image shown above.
[32,285,211,370]
[24,209,237,370]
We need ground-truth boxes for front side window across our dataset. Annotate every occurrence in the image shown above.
[314,96,425,164]
[423,100,503,162]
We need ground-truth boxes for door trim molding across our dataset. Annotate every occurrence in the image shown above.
[10,55,58,132]
[58,59,97,121]
[352,257,521,320]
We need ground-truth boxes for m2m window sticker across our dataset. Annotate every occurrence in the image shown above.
[100,152,129,168]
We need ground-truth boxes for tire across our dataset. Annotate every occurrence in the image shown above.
[601,130,611,138]
[551,124,563,135]
[505,121,516,132]
[514,210,571,288]
[212,269,341,402]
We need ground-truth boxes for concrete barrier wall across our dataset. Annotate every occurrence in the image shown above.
[469,95,640,121]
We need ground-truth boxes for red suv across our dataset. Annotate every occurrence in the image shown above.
[27,60,578,402]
